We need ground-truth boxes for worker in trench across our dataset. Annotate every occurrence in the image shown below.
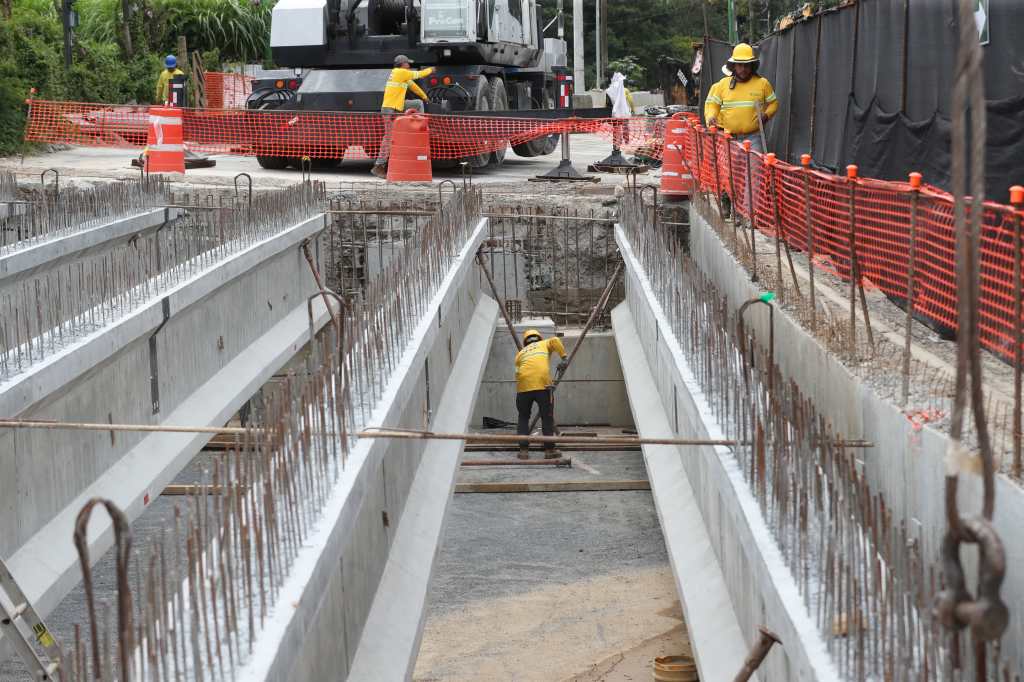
[371,55,435,178]
[515,329,568,459]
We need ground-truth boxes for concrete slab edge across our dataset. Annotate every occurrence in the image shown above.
[0,213,326,416]
[0,208,177,284]
[611,302,749,682]
[616,223,839,680]
[238,217,490,681]
[347,295,498,681]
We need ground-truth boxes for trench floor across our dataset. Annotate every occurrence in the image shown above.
[414,441,692,682]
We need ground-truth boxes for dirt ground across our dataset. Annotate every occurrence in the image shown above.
[413,449,693,682]
[414,566,689,682]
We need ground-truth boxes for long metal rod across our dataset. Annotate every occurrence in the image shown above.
[528,262,624,432]
[0,420,258,436]
[360,428,873,449]
[476,252,522,350]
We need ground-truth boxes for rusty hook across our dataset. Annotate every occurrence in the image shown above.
[438,179,457,206]
[73,498,133,682]
[234,172,253,203]
[40,168,59,197]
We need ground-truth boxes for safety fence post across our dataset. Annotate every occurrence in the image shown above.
[725,132,740,246]
[766,154,785,303]
[800,154,817,332]
[845,164,873,359]
[1012,184,1024,478]
[709,126,725,219]
[742,140,758,282]
[901,172,922,406]
[765,154,801,305]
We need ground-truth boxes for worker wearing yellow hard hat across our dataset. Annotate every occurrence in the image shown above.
[703,43,778,151]
[514,329,567,459]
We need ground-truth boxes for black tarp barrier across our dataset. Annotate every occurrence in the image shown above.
[700,0,1024,203]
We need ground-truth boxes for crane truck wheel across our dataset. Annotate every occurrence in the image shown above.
[256,156,290,170]
[486,77,509,167]
[512,94,559,157]
[466,82,492,169]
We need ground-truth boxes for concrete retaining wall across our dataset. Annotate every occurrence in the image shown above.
[616,224,838,680]
[688,206,1024,668]
[1,214,332,634]
[241,219,494,682]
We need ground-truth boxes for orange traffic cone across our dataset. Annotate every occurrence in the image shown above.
[145,106,185,174]
[660,112,697,200]
[386,110,432,182]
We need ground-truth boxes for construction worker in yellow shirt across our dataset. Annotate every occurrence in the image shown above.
[372,55,435,178]
[155,55,185,105]
[704,43,778,152]
[514,329,567,459]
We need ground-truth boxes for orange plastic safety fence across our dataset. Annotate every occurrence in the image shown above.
[685,121,1024,364]
[204,72,255,109]
[23,99,666,163]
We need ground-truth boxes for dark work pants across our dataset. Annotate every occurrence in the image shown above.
[517,389,555,451]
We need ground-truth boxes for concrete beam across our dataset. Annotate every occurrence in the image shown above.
[348,294,497,680]
[238,218,491,682]
[612,302,748,682]
[687,206,1024,668]
[0,208,177,285]
[1,212,332,658]
[616,223,839,680]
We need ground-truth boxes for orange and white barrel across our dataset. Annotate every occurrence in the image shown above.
[387,110,432,183]
[144,106,185,174]
[660,112,697,200]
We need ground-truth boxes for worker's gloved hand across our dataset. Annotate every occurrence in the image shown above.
[707,117,718,128]
[557,360,568,375]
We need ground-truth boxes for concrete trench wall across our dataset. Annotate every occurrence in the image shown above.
[471,321,634,429]
[1,214,332,628]
[242,219,495,682]
[614,225,837,681]
[688,206,1024,669]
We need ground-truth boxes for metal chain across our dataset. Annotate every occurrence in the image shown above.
[936,0,1008,656]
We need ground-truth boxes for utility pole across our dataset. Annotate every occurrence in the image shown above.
[61,0,78,68]
[728,0,738,44]
[573,0,584,95]
[593,0,598,87]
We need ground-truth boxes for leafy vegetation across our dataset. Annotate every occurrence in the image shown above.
[0,0,270,154]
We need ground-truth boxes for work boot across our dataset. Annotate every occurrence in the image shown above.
[543,449,562,460]
[518,446,530,460]
[370,164,388,179]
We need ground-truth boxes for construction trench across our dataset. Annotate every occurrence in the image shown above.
[0,149,1022,682]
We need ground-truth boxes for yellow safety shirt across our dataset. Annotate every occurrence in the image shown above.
[704,74,778,135]
[155,68,185,104]
[514,337,567,393]
[381,67,434,110]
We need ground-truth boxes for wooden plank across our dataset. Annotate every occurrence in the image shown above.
[453,480,650,494]
[162,484,246,496]
[463,444,641,452]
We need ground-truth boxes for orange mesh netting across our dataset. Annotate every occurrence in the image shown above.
[204,72,255,109]
[683,120,1024,364]
[23,99,666,162]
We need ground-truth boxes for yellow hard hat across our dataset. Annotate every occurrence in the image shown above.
[728,43,758,64]
[523,329,542,344]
